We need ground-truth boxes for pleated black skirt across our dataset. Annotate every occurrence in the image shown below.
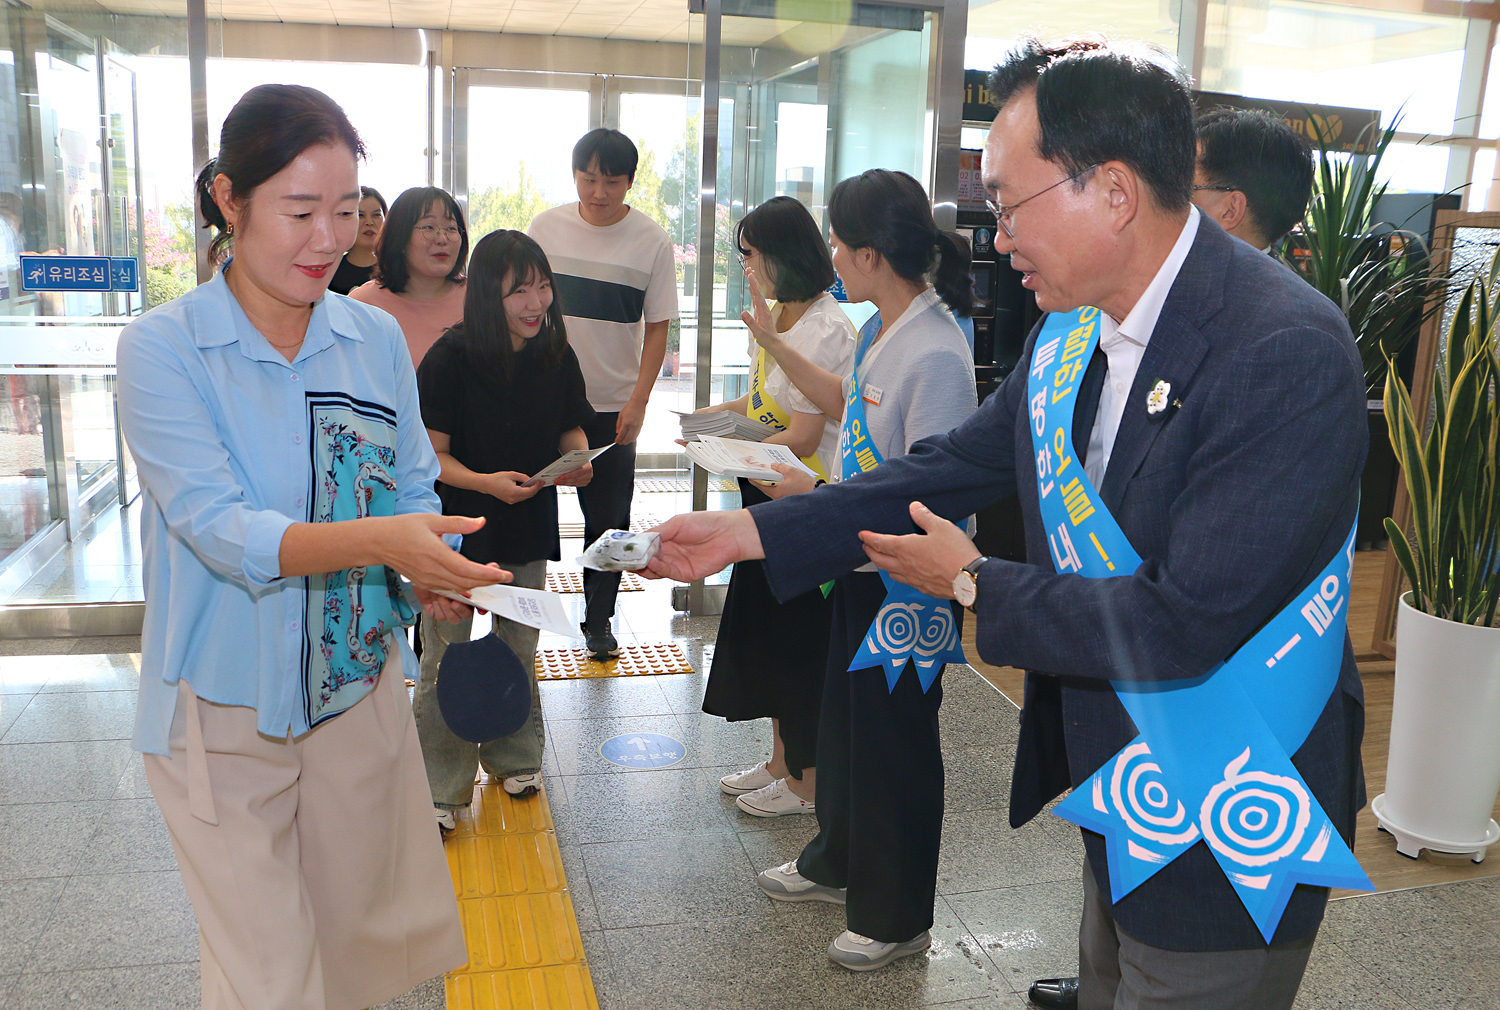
[701,479,834,776]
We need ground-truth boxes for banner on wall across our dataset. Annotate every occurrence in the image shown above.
[1192,91,1381,155]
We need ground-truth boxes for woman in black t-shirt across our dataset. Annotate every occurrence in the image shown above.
[414,230,594,827]
[328,186,384,294]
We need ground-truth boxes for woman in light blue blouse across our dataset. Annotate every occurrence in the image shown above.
[116,84,503,1010]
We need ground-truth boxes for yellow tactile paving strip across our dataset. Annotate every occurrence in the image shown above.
[442,781,599,1010]
[534,642,694,680]
[544,570,645,594]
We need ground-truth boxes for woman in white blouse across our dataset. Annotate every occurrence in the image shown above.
[699,196,856,818]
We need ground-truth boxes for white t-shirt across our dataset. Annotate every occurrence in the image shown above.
[762,292,856,474]
[528,203,680,412]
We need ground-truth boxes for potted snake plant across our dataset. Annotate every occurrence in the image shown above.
[1373,258,1500,862]
[1293,118,1448,545]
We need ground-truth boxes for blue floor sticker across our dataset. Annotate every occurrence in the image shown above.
[600,732,686,769]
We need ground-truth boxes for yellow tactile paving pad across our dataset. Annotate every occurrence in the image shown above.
[534,642,694,680]
[442,781,598,1010]
[544,570,645,594]
[634,477,737,493]
[557,517,670,540]
[557,477,737,494]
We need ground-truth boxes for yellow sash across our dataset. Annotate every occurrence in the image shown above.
[748,345,827,480]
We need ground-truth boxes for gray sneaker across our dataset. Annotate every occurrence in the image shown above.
[756,860,846,904]
[827,929,931,971]
[503,773,541,797]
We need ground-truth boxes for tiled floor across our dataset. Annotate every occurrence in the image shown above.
[3,589,1499,1008]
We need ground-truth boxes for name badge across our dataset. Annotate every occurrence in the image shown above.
[861,384,883,405]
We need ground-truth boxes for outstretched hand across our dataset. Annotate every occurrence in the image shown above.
[643,509,766,582]
[858,501,980,599]
[378,514,513,594]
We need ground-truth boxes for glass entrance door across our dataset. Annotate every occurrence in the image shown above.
[458,70,597,237]
[707,7,943,416]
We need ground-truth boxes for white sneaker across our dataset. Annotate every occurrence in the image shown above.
[756,860,846,904]
[736,777,815,817]
[435,808,456,833]
[503,773,541,797]
[720,760,776,796]
[827,929,931,971]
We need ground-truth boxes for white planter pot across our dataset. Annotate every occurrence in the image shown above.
[1373,593,1500,861]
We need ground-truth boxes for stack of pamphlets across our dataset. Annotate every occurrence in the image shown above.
[675,410,780,442]
[681,434,819,482]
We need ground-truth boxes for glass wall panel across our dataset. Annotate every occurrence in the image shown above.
[208,59,427,206]
[1471,147,1497,210]
[832,24,931,185]
[0,374,47,567]
[1202,1,1468,137]
[619,87,704,459]
[1477,43,1500,140]
[467,81,592,236]
[965,0,1180,68]
[1376,140,1451,194]
[0,0,222,602]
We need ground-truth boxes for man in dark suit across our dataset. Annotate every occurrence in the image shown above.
[647,37,1366,1010]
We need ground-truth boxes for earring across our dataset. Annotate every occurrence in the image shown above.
[225,223,234,237]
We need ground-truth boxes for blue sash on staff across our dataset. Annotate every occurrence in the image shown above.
[1031,306,1371,940]
[838,331,965,692]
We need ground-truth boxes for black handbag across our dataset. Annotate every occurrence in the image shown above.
[434,631,532,744]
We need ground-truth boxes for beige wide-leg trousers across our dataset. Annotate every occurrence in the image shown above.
[144,652,467,1010]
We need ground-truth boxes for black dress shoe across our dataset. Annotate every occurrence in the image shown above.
[1027,976,1079,1010]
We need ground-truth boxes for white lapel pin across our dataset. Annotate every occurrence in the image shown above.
[1146,379,1171,416]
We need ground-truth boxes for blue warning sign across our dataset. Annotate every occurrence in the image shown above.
[600,732,686,769]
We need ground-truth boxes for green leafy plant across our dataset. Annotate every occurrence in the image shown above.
[1383,249,1500,627]
[1295,118,1447,391]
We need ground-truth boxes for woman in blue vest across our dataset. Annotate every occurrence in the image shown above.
[743,169,977,970]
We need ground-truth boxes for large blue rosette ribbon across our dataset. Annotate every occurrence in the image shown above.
[1029,306,1372,941]
[837,321,966,693]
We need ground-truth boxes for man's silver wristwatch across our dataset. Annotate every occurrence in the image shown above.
[951,555,990,610]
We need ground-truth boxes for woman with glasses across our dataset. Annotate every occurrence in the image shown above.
[699,196,856,819]
[350,185,468,367]
[328,185,385,295]
[734,168,978,971]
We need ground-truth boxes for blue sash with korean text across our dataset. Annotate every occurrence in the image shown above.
[838,332,965,692]
[1031,306,1371,941]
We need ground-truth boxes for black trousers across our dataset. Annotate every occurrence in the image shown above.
[577,411,636,629]
[797,571,948,943]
